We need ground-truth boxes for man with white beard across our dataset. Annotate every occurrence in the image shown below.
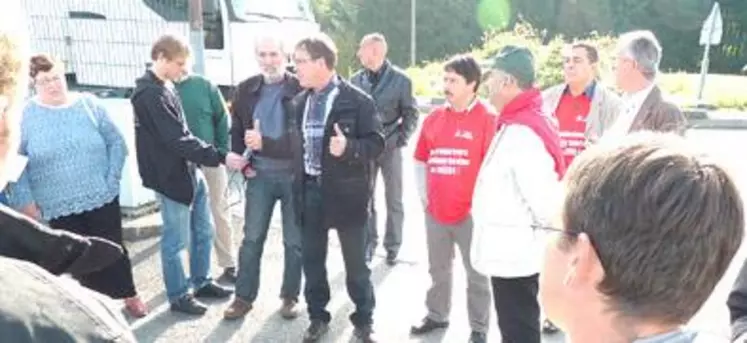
[224,33,305,320]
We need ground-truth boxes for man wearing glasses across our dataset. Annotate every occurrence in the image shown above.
[291,33,384,343]
[471,45,565,343]
[540,132,742,342]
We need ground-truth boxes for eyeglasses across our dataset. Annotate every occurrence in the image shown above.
[34,75,62,86]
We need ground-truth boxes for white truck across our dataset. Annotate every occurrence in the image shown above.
[23,0,319,96]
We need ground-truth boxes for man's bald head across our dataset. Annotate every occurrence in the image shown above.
[0,0,29,188]
[357,33,388,71]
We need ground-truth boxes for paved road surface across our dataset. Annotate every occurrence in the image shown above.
[122,127,747,342]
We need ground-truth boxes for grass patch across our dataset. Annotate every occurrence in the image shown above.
[406,23,747,111]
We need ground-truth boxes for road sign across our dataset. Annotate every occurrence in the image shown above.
[700,2,723,46]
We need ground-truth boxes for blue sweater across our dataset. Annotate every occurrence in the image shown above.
[7,94,127,220]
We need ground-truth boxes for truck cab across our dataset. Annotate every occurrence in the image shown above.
[24,0,318,96]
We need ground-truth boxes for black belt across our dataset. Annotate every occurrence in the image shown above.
[304,173,321,185]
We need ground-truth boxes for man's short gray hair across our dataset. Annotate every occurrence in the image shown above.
[254,32,286,55]
[617,30,662,80]
[360,32,387,47]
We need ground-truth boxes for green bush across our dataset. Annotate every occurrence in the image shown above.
[406,22,747,110]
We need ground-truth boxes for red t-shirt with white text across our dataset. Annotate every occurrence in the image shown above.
[414,101,497,225]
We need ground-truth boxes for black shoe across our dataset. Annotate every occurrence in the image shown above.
[542,319,560,334]
[219,267,237,283]
[469,331,486,343]
[385,251,397,266]
[354,324,377,343]
[194,281,232,299]
[170,294,207,315]
[302,320,329,342]
[410,317,449,335]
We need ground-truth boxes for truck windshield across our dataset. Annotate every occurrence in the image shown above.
[230,0,314,21]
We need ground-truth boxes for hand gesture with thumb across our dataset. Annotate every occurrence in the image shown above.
[245,119,262,151]
[329,123,347,157]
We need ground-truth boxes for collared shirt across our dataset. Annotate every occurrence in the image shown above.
[303,76,340,176]
[445,97,479,114]
[365,60,389,89]
[604,82,655,140]
[556,81,596,166]
[632,329,699,343]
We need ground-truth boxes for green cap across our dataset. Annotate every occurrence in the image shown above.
[482,45,535,86]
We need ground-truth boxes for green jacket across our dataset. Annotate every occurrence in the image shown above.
[175,75,229,154]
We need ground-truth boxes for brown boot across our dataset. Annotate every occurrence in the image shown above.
[223,297,252,320]
[279,298,298,319]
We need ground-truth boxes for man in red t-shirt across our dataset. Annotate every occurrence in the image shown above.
[542,43,621,168]
[410,54,496,343]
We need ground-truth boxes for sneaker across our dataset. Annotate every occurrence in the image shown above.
[219,267,237,283]
[170,294,207,315]
[279,298,298,319]
[354,324,377,343]
[302,320,329,342]
[194,281,232,299]
[469,331,487,343]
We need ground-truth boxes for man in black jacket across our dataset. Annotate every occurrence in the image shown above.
[351,33,418,265]
[223,33,304,320]
[292,33,384,343]
[131,34,248,315]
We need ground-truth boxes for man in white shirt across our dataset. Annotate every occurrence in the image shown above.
[605,30,686,140]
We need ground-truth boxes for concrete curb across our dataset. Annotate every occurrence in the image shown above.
[122,202,162,242]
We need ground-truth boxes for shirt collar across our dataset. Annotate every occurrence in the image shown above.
[315,75,340,96]
[564,80,596,98]
[625,82,655,105]
[446,97,479,113]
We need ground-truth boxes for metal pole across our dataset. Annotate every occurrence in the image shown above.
[410,0,416,66]
[188,0,206,75]
[696,5,718,102]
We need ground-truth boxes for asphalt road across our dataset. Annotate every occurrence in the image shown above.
[122,127,747,342]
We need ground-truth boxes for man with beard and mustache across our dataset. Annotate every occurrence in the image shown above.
[223,33,305,320]
[410,54,495,343]
[0,1,136,341]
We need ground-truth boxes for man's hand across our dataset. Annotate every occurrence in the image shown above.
[21,203,41,220]
[225,152,248,171]
[329,123,347,157]
[244,119,262,151]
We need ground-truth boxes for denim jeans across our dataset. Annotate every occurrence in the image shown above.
[235,169,302,303]
[156,169,214,302]
[302,178,375,327]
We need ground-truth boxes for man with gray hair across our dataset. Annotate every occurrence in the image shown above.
[224,33,304,320]
[0,1,136,341]
[351,33,418,265]
[605,30,686,139]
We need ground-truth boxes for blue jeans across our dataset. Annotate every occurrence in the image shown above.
[156,169,214,301]
[235,169,302,303]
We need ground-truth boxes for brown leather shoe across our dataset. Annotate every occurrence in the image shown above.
[279,298,298,319]
[223,297,252,320]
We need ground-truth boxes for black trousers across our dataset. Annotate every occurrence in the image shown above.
[301,178,376,327]
[491,274,541,343]
[49,197,137,299]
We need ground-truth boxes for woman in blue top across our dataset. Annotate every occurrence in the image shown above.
[6,55,147,317]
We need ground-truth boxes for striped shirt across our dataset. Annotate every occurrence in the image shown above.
[303,77,339,176]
